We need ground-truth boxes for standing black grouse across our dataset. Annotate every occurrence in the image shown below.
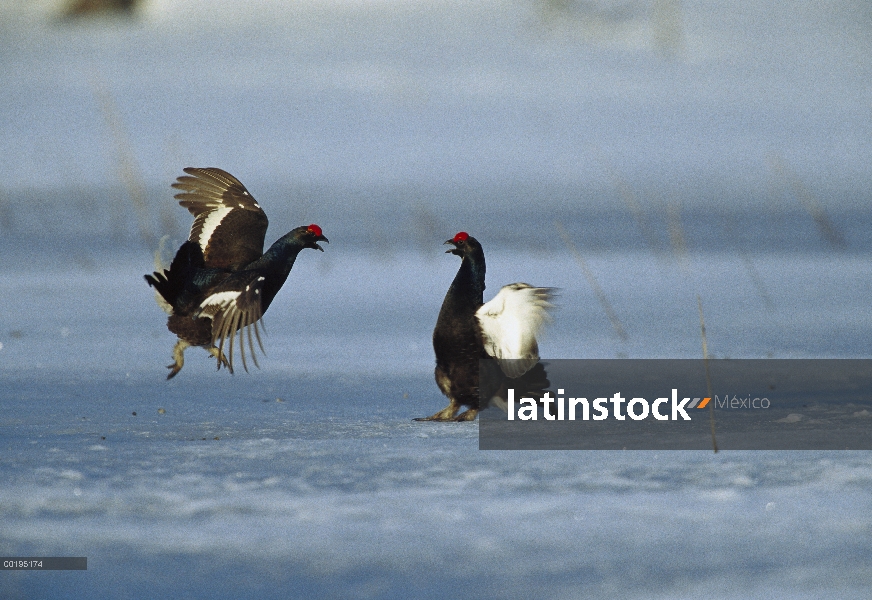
[144,167,328,378]
[416,232,554,421]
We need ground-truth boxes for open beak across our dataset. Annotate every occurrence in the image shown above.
[444,239,458,254]
[314,235,329,252]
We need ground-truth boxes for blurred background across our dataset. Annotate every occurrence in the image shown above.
[1,0,870,261]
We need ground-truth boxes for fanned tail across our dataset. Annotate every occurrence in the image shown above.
[144,241,205,311]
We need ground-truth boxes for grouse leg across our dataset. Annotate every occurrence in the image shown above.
[167,339,190,379]
[452,408,479,421]
[207,346,232,373]
[414,399,461,421]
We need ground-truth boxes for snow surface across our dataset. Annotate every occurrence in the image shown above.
[2,1,872,598]
[3,251,872,598]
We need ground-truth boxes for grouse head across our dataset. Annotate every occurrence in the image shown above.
[299,224,329,252]
[444,231,482,258]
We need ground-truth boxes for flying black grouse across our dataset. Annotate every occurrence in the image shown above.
[144,167,328,378]
[416,232,554,421]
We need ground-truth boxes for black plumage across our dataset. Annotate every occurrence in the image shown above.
[416,232,554,421]
[145,167,328,378]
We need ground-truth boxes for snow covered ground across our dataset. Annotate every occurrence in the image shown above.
[2,250,871,598]
[2,1,872,597]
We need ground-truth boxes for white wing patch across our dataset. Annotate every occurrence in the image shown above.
[197,206,232,251]
[198,290,241,311]
[196,282,265,374]
[476,283,554,379]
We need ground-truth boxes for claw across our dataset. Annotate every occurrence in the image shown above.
[166,339,189,379]
[166,362,182,380]
[207,346,232,374]
[413,400,465,422]
[453,409,478,421]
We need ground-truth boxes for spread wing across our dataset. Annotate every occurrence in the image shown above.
[172,167,269,270]
[196,273,267,374]
[475,284,555,378]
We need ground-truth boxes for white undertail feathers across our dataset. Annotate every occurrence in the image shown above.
[476,283,555,378]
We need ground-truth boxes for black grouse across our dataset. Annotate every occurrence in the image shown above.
[144,167,328,378]
[416,232,554,421]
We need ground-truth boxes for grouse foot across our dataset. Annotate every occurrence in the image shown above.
[452,409,478,421]
[166,339,190,379]
[207,346,232,373]
[414,400,470,421]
